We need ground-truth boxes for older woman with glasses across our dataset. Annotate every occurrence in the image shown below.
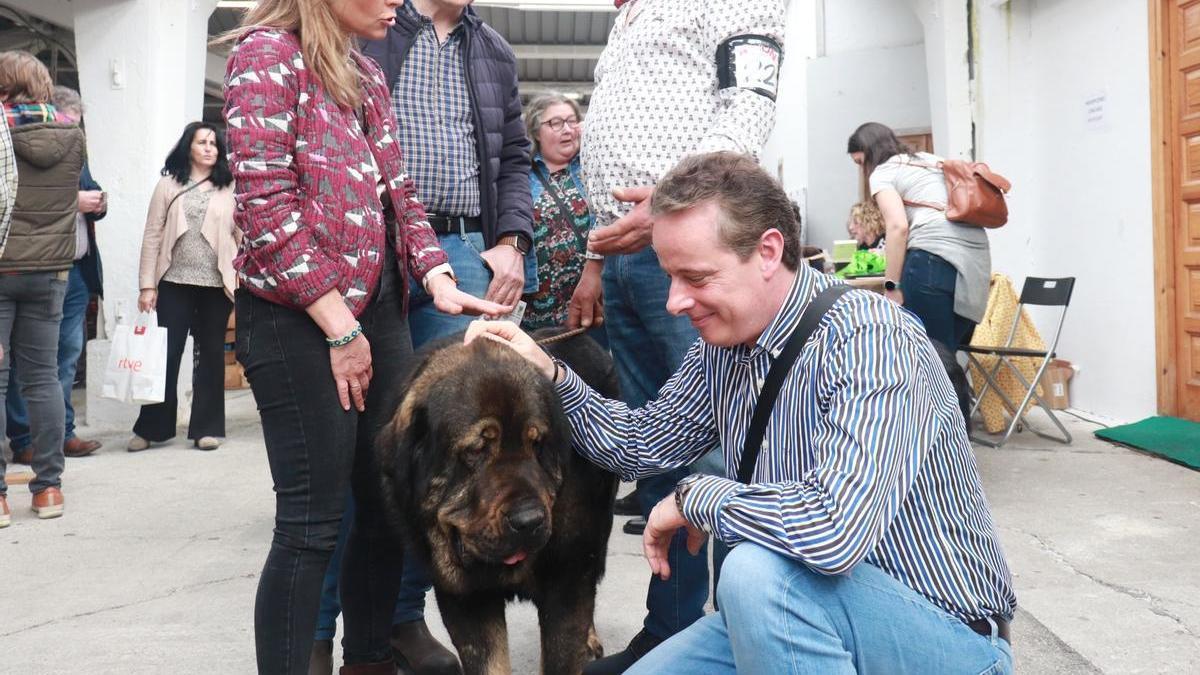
[521,94,602,331]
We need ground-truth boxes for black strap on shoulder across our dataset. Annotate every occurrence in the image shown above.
[163,176,210,217]
[737,284,854,484]
[533,165,574,228]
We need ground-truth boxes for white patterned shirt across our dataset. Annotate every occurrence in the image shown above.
[580,0,786,227]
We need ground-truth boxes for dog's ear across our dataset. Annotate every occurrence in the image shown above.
[536,381,571,487]
[377,390,432,511]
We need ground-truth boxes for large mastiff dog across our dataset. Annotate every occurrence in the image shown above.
[378,330,619,675]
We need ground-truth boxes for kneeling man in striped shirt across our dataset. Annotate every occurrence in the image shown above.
[465,151,1016,674]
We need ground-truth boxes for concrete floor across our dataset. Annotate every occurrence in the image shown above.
[2,392,1198,673]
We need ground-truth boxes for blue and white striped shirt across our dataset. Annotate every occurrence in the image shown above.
[556,266,1017,623]
[391,1,481,217]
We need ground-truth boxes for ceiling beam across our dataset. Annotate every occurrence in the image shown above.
[511,44,604,60]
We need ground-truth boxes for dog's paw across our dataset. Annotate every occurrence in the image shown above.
[586,624,604,660]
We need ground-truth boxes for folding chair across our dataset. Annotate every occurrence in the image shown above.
[961,276,1075,447]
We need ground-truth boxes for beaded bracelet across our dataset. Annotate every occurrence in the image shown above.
[326,322,363,348]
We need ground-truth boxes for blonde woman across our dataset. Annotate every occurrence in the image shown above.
[847,201,885,250]
[221,0,505,671]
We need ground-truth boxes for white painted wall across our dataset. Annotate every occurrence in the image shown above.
[804,43,930,251]
[762,0,817,231]
[972,0,1155,421]
[3,0,217,425]
[823,0,924,55]
[777,0,929,251]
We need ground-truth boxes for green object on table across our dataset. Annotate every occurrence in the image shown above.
[835,250,886,279]
[1094,416,1200,471]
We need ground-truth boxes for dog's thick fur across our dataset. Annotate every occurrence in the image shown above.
[378,330,619,675]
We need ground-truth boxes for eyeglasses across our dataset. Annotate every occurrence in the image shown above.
[540,117,581,132]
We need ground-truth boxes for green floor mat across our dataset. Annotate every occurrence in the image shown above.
[1094,416,1200,471]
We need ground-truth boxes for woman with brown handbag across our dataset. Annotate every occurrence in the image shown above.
[848,122,991,350]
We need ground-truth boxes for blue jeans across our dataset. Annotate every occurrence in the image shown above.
[407,230,539,345]
[603,248,709,640]
[629,543,1013,674]
[7,263,88,448]
[317,228,538,635]
[900,249,976,350]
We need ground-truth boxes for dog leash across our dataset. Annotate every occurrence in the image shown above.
[533,326,590,347]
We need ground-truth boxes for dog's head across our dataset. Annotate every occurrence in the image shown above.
[380,338,571,584]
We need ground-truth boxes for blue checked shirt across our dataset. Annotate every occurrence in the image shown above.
[391,2,480,217]
[556,266,1017,623]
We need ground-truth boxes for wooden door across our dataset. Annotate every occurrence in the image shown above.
[1155,0,1200,421]
[898,131,934,154]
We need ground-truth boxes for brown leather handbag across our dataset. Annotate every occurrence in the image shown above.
[903,159,1012,228]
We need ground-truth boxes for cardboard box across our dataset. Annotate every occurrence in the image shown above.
[224,349,237,366]
[1040,359,1074,410]
[224,328,235,346]
[226,310,236,330]
[224,362,247,390]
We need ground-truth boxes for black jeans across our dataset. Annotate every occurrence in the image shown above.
[240,260,410,671]
[133,280,231,441]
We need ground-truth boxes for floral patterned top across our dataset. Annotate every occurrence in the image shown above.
[521,154,593,329]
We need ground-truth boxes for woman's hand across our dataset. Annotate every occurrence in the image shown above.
[567,259,604,329]
[138,289,158,313]
[426,272,512,317]
[884,287,905,305]
[304,290,374,412]
[330,334,373,412]
[463,320,556,379]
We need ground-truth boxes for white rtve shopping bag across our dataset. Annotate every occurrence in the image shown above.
[103,310,169,404]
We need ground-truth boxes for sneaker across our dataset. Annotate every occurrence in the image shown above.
[127,435,150,452]
[31,487,64,519]
[194,436,220,451]
[582,629,664,675]
[0,494,10,528]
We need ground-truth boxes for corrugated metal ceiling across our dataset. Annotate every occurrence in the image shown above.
[208,6,612,87]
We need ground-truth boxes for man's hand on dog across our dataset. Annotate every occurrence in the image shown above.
[464,320,557,380]
[644,494,707,581]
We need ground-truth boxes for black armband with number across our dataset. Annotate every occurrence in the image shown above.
[716,34,783,101]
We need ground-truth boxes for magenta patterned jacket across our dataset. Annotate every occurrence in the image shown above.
[223,28,447,316]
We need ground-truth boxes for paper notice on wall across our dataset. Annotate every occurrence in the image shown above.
[1085,90,1109,132]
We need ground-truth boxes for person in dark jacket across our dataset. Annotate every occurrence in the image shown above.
[6,86,105,464]
[308,5,535,672]
[0,50,86,524]
[361,0,534,317]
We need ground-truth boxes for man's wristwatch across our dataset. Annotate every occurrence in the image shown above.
[497,234,531,256]
[674,473,704,516]
[884,279,901,292]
